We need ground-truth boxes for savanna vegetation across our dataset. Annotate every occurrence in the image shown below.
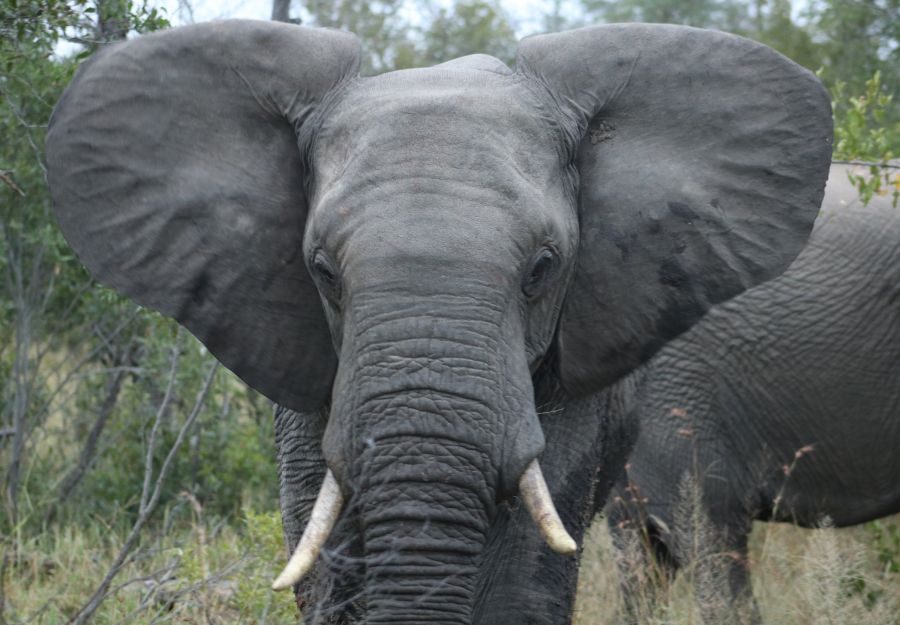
[1,0,897,623]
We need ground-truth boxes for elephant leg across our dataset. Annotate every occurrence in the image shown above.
[273,405,364,624]
[275,404,327,557]
[693,532,760,625]
[472,387,629,625]
[606,490,678,625]
[674,511,759,625]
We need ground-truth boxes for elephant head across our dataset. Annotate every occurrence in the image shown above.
[46,20,831,624]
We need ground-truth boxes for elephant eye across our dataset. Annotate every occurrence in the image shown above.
[311,249,342,304]
[522,246,559,299]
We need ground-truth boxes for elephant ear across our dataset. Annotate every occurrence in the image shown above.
[516,24,832,396]
[46,20,360,411]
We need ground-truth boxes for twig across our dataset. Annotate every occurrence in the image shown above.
[29,308,141,427]
[45,344,137,524]
[180,491,211,625]
[0,171,25,197]
[65,366,146,382]
[178,0,196,24]
[141,331,184,510]
[0,549,10,625]
[140,556,248,625]
[1,90,47,177]
[66,357,219,625]
[831,159,900,170]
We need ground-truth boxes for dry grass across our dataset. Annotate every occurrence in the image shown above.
[575,514,900,625]
[6,506,898,624]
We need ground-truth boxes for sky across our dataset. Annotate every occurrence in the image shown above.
[58,0,813,60]
[155,0,810,34]
[157,0,583,37]
[55,0,580,60]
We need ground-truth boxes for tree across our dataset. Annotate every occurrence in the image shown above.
[576,0,899,154]
[2,6,290,621]
[808,0,898,90]
[581,0,749,30]
[272,0,293,22]
[421,0,517,66]
[806,0,899,153]
[748,0,822,71]
[543,0,570,32]
[299,0,416,73]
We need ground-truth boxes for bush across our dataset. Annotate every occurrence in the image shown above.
[831,71,900,207]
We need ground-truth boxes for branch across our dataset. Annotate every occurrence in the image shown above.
[29,308,141,425]
[0,90,47,178]
[66,355,219,625]
[141,331,184,510]
[832,159,900,170]
[45,344,137,524]
[0,171,25,197]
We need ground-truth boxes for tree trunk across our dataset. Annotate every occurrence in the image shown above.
[272,0,292,23]
[44,343,135,524]
[95,0,130,43]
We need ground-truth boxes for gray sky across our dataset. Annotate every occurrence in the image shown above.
[161,0,810,33]
[159,0,583,37]
[58,1,813,60]
[55,0,581,59]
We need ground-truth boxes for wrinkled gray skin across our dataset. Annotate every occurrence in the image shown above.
[606,165,900,625]
[45,20,832,625]
[275,375,640,623]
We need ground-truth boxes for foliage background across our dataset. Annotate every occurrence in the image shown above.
[1,0,898,622]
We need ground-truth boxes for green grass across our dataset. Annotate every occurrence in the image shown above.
[4,508,298,625]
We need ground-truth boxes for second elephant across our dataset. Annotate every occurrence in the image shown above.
[606,164,900,624]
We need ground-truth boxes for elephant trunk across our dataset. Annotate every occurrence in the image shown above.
[358,435,493,625]
[318,289,554,622]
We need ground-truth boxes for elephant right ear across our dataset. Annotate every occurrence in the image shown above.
[46,20,360,411]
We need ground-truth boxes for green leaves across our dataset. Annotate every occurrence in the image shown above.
[581,0,746,29]
[297,0,517,72]
[832,71,900,207]
[576,0,900,208]
[421,0,516,65]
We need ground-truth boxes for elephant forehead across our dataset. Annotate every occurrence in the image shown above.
[314,69,561,185]
[307,69,574,263]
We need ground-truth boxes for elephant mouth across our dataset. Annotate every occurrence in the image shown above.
[270,458,575,591]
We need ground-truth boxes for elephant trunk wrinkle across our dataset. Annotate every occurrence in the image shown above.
[323,298,545,622]
[356,438,492,625]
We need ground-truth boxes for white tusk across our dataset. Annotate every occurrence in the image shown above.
[271,469,344,591]
[518,459,577,556]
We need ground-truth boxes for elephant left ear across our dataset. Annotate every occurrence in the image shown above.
[516,24,832,396]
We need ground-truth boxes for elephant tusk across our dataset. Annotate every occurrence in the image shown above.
[271,469,344,591]
[518,459,577,556]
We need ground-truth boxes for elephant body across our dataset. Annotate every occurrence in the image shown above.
[606,165,900,624]
[46,19,832,625]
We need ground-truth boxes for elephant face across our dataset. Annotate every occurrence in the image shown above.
[306,70,577,495]
[307,69,576,361]
[46,20,832,624]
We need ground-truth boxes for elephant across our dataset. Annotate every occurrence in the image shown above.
[605,164,900,625]
[45,19,832,625]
